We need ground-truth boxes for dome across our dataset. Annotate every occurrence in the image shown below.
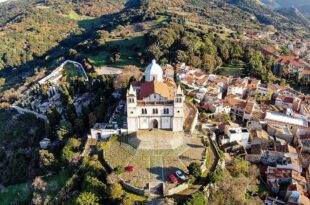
[145,59,163,82]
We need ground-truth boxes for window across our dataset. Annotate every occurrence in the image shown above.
[142,108,147,114]
[129,98,134,103]
[164,108,169,114]
[153,108,158,114]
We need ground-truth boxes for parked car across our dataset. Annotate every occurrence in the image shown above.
[175,170,186,181]
[125,166,134,172]
[169,174,178,184]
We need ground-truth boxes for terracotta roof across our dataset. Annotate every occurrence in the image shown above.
[282,96,294,104]
[276,56,307,68]
[196,76,208,85]
[163,67,174,75]
[260,46,279,57]
[303,69,310,75]
[227,97,247,108]
[183,75,194,84]
[245,100,255,114]
[138,81,175,100]
[194,72,204,78]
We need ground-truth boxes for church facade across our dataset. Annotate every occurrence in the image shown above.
[127,60,184,133]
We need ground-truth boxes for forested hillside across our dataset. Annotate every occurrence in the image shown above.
[0,0,309,97]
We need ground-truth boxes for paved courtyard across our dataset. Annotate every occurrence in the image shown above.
[105,134,206,189]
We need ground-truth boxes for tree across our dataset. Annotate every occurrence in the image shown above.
[56,121,73,141]
[121,197,134,205]
[74,118,85,134]
[108,183,124,200]
[75,192,100,205]
[32,193,43,205]
[185,192,206,205]
[39,150,57,169]
[81,175,107,196]
[62,138,81,165]
[32,177,46,192]
[202,54,217,73]
[0,78,5,88]
[81,155,105,177]
[227,158,249,177]
[188,55,202,68]
[188,162,202,178]
[47,106,61,125]
[89,112,97,127]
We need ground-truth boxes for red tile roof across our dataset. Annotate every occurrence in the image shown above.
[138,81,175,100]
[163,67,174,75]
[276,56,307,68]
[183,76,194,84]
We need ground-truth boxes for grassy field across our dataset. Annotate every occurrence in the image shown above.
[214,63,245,77]
[0,169,72,205]
[0,182,32,205]
[85,35,145,68]
[62,63,83,79]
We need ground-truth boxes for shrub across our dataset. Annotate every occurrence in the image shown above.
[185,192,206,205]
[108,183,124,200]
[115,166,125,175]
[188,162,202,178]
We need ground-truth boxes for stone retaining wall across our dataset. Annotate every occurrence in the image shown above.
[120,179,146,196]
[190,105,199,134]
[165,183,189,196]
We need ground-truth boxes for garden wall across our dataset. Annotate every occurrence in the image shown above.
[165,183,189,196]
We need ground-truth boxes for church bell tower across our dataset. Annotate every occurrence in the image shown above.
[173,85,184,132]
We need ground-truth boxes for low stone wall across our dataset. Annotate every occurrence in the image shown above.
[102,151,114,172]
[120,180,146,196]
[165,183,189,196]
[190,105,199,134]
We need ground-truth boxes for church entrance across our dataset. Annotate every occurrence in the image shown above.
[152,119,158,129]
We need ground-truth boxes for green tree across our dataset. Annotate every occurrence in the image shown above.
[108,183,124,200]
[202,54,217,73]
[61,138,81,164]
[81,155,105,177]
[47,106,61,125]
[81,175,107,196]
[39,150,57,169]
[188,162,202,178]
[228,158,249,177]
[75,192,100,205]
[185,192,206,205]
[56,121,73,141]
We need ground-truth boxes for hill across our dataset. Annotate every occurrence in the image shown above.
[0,0,309,95]
[260,0,310,18]
[276,6,310,28]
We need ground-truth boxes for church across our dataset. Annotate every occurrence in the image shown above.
[127,60,185,133]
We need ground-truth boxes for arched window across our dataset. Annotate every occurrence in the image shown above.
[153,108,158,114]
[142,108,147,114]
[164,108,169,114]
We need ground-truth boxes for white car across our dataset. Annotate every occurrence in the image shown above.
[175,170,186,181]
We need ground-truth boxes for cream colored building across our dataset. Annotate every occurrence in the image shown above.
[127,60,184,133]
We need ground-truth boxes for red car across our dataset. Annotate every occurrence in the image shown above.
[125,166,134,172]
[169,174,178,184]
